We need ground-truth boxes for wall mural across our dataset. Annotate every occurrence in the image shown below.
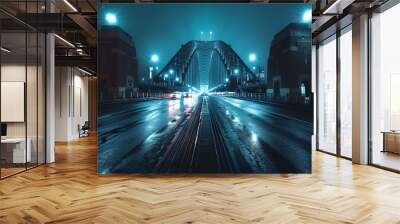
[97,3,313,174]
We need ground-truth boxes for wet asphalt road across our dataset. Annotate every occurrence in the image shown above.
[98,95,312,173]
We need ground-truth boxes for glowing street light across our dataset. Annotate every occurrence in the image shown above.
[303,9,312,23]
[200,31,204,41]
[149,66,154,79]
[234,68,239,75]
[251,132,257,142]
[151,54,159,63]
[175,77,180,82]
[252,66,256,70]
[105,13,117,25]
[209,31,213,41]
[249,53,257,62]
[225,78,229,82]
[169,69,174,74]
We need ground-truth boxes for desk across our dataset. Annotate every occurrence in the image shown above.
[1,138,31,163]
[382,131,400,154]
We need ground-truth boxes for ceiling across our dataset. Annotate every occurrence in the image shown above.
[1,0,392,74]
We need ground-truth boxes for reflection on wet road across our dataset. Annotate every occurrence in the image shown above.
[98,97,197,173]
[98,95,312,173]
[208,96,312,173]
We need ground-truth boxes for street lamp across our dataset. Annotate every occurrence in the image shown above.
[105,13,117,25]
[249,53,257,62]
[225,78,229,82]
[303,9,312,23]
[175,77,180,82]
[151,54,159,63]
[252,66,256,70]
[200,31,204,41]
[234,68,239,75]
[209,31,213,41]
[169,69,174,74]
[149,66,154,79]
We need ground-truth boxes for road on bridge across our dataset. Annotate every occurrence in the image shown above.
[98,95,312,173]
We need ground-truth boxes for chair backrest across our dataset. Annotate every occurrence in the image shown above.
[82,121,90,129]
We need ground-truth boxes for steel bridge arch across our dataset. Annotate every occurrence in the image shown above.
[154,40,256,90]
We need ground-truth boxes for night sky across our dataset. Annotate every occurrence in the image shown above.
[99,3,311,78]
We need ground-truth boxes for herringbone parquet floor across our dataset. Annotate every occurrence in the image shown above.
[1,136,400,224]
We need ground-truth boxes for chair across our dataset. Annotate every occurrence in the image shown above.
[78,121,90,138]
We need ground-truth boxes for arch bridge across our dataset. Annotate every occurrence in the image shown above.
[153,40,258,92]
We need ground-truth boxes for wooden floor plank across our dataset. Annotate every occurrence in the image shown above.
[0,136,400,223]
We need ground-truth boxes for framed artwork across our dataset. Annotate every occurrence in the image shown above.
[98,3,312,174]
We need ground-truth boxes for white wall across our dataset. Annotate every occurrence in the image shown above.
[312,45,316,150]
[55,67,89,141]
[71,73,89,138]
[1,64,26,81]
[55,67,69,141]
[1,64,43,136]
[1,63,46,164]
[1,82,25,122]
[1,65,27,139]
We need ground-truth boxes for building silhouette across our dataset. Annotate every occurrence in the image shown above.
[267,23,311,104]
[98,26,138,101]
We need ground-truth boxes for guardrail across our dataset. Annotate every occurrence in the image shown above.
[101,92,170,104]
[220,92,312,106]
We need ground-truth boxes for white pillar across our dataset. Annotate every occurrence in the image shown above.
[46,1,55,163]
[352,14,369,164]
[46,33,55,163]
